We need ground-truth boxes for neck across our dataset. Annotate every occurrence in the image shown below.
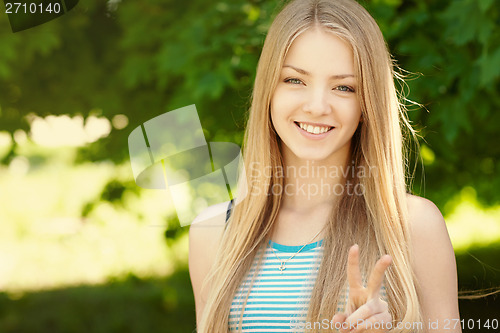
[279,146,352,213]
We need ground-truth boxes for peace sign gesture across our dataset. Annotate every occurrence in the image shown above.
[332,244,393,333]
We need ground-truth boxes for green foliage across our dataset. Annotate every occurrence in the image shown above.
[1,2,498,330]
[0,0,498,207]
[456,241,500,323]
[0,0,500,206]
[363,0,500,208]
[0,271,196,333]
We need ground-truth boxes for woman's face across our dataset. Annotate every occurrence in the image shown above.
[270,27,361,163]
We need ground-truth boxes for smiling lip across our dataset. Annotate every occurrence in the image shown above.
[294,121,334,140]
[294,120,334,127]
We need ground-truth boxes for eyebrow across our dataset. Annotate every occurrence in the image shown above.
[283,64,355,79]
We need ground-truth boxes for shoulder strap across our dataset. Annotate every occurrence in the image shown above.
[225,198,234,225]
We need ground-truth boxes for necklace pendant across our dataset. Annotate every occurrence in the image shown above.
[278,262,286,274]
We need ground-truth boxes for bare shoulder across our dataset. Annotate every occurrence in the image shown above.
[406,193,445,229]
[189,200,231,263]
[191,200,232,227]
[189,199,231,271]
[405,193,451,255]
[188,200,231,327]
[405,193,461,328]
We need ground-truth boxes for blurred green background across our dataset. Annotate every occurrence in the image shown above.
[0,0,498,332]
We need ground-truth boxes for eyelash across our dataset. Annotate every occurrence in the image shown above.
[336,85,355,93]
[283,78,355,93]
[284,78,303,85]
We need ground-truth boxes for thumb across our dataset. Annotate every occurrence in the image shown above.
[332,312,348,331]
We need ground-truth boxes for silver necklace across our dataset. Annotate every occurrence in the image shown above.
[268,229,323,274]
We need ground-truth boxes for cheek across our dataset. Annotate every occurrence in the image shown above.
[270,108,278,132]
[270,89,290,124]
[270,98,278,128]
[271,86,303,113]
[270,96,284,133]
[337,99,361,126]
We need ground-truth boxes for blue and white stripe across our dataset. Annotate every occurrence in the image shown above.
[228,239,387,332]
[229,239,327,332]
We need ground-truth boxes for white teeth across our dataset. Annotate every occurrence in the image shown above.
[297,122,331,134]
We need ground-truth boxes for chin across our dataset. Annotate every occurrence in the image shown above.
[292,150,335,162]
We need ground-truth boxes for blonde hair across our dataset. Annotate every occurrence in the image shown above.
[198,0,423,331]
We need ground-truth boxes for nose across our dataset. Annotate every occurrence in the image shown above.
[302,87,331,116]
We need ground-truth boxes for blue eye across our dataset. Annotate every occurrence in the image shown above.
[285,78,302,85]
[336,85,355,92]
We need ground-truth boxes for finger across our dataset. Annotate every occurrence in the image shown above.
[342,298,388,331]
[347,244,364,291]
[336,314,355,333]
[332,312,347,325]
[366,254,392,300]
[332,313,348,333]
[349,311,392,333]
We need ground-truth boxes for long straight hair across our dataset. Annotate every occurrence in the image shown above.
[198,0,422,331]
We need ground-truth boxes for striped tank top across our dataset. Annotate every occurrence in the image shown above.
[224,200,387,332]
[228,238,387,332]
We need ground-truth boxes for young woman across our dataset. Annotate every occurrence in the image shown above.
[189,0,461,332]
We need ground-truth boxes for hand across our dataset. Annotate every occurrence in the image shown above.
[332,244,393,333]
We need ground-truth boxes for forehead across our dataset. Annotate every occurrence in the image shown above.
[283,27,355,75]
